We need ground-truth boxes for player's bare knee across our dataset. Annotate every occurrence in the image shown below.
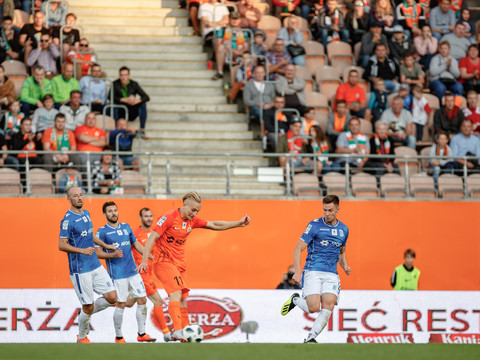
[308,303,320,313]
[116,302,126,309]
[137,297,147,305]
[83,304,94,315]
[104,291,117,304]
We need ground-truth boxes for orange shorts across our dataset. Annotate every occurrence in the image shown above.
[154,262,190,299]
[140,271,158,297]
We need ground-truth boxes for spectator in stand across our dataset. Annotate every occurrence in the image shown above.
[51,63,79,108]
[429,132,455,187]
[275,64,306,114]
[380,95,417,149]
[111,66,150,137]
[429,0,456,41]
[299,124,340,174]
[398,83,413,111]
[300,107,317,135]
[0,100,23,136]
[25,33,59,76]
[336,68,368,120]
[459,44,480,93]
[19,10,49,64]
[345,0,369,46]
[263,96,291,151]
[364,121,399,179]
[429,41,463,101]
[449,118,480,172]
[433,92,465,139]
[359,22,388,68]
[276,265,301,290]
[59,90,91,132]
[74,112,107,165]
[335,116,370,172]
[458,8,475,43]
[369,0,394,32]
[198,0,229,41]
[229,51,255,103]
[0,64,15,110]
[91,145,122,194]
[314,0,348,51]
[395,0,426,38]
[31,94,58,135]
[400,52,425,89]
[8,117,43,169]
[388,25,412,66]
[0,131,19,170]
[243,65,275,129]
[238,0,262,30]
[277,117,304,169]
[411,85,432,141]
[463,90,480,135]
[364,43,400,94]
[67,38,96,78]
[41,0,67,29]
[19,65,52,116]
[2,16,21,61]
[266,38,292,80]
[368,78,389,123]
[252,30,268,62]
[211,12,250,81]
[108,118,139,170]
[278,16,306,66]
[326,99,351,151]
[414,25,438,71]
[441,22,470,61]
[79,63,108,113]
[299,0,316,21]
[52,13,80,61]
[42,113,81,172]
[272,0,301,19]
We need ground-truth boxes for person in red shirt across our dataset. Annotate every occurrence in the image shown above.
[459,44,480,93]
[463,90,480,135]
[335,68,369,121]
[74,112,107,164]
[137,192,250,342]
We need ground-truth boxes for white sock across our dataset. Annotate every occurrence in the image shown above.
[93,296,111,314]
[293,296,309,313]
[113,307,124,338]
[136,304,147,335]
[78,310,91,339]
[308,309,332,340]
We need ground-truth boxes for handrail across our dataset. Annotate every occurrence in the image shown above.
[72,51,97,79]
[59,24,84,65]
[103,104,129,129]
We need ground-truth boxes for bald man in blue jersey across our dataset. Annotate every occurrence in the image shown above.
[281,194,351,343]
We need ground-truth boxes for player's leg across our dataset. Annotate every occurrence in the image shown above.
[128,274,156,342]
[179,271,190,328]
[70,271,96,343]
[92,266,117,314]
[148,291,171,341]
[281,270,319,315]
[113,278,128,343]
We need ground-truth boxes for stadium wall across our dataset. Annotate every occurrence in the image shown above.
[0,198,479,290]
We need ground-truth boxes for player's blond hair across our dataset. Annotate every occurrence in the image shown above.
[182,191,202,204]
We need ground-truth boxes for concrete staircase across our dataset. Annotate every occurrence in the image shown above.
[68,0,284,197]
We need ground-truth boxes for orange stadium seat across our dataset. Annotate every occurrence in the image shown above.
[409,173,437,198]
[29,168,54,194]
[437,174,464,199]
[293,173,322,196]
[380,173,406,198]
[322,172,347,196]
[294,65,315,92]
[394,146,420,176]
[122,170,146,194]
[0,167,22,194]
[467,174,480,198]
[351,172,379,197]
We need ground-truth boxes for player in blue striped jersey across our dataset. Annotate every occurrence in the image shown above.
[281,195,351,343]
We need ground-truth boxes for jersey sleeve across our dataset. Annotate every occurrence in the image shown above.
[95,228,105,248]
[299,221,315,245]
[343,226,349,247]
[192,217,208,229]
[59,217,71,239]
[152,213,174,236]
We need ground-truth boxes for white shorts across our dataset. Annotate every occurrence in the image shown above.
[70,266,115,305]
[302,270,341,304]
[114,274,146,302]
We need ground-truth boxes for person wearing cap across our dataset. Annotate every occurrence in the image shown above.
[388,25,413,66]
[252,31,268,62]
[359,22,388,68]
[237,0,262,29]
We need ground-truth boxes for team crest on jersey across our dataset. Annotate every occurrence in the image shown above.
[82,216,88,223]
[123,229,128,235]
[304,224,312,234]
[332,229,338,236]
[187,227,192,232]
[157,216,167,226]
[339,229,344,237]
[62,220,69,230]
[182,222,187,229]
[117,230,123,236]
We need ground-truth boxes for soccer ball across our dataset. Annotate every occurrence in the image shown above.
[183,324,204,343]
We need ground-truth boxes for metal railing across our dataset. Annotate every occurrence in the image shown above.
[59,25,84,65]
[102,104,129,129]
[87,77,113,109]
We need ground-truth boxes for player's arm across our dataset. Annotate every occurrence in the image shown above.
[95,246,123,259]
[204,214,251,230]
[136,231,160,273]
[93,234,116,251]
[132,241,154,260]
[292,239,308,284]
[58,237,94,256]
[339,246,351,275]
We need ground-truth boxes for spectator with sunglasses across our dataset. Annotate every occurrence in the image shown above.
[67,38,96,77]
[25,33,59,76]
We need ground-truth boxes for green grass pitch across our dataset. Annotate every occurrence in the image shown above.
[0,344,478,360]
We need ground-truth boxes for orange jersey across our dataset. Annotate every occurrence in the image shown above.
[132,226,154,268]
[152,208,207,272]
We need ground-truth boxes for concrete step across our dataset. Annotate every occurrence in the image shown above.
[79,17,189,27]
[102,69,216,79]
[72,7,188,18]
[146,122,247,132]
[96,51,207,61]
[133,78,220,87]
[69,0,178,9]
[93,43,204,54]
[91,35,202,45]
[142,86,223,96]
[146,113,246,124]
[146,130,252,140]
[85,25,193,36]
[147,95,226,105]
[148,103,238,113]
[139,139,262,150]
[100,60,206,70]
[138,156,269,167]
[151,186,286,197]
[150,174,280,184]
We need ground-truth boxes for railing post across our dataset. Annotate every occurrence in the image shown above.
[86,152,92,194]
[226,155,231,196]
[345,160,351,197]
[25,155,31,194]
[463,157,468,198]
[285,154,292,196]
[147,153,152,195]
[166,156,171,195]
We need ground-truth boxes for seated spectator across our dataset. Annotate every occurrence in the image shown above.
[278,16,306,66]
[263,95,291,150]
[364,121,399,179]
[300,107,317,135]
[364,43,400,94]
[243,65,276,129]
[335,68,368,119]
[252,30,268,62]
[411,85,431,141]
[299,0,317,21]
[463,90,480,135]
[67,38,96,78]
[434,92,465,139]
[335,116,370,171]
[108,118,139,170]
[429,41,463,101]
[314,0,349,50]
[111,66,150,137]
[368,78,388,122]
[51,63,79,108]
[211,12,250,81]
[0,100,23,136]
[59,90,90,132]
[459,44,480,93]
[52,13,80,61]
[276,265,301,290]
[2,16,21,61]
[229,51,255,103]
[41,0,67,28]
[19,11,49,64]
[19,65,52,116]
[458,8,475,43]
[8,117,43,170]
[449,119,480,172]
[441,22,470,61]
[380,95,417,149]
[389,25,413,67]
[57,165,83,193]
[345,0,369,45]
[26,33,59,76]
[0,131,19,171]
[0,64,16,110]
[275,64,306,114]
[31,94,58,135]
[414,25,438,71]
[400,52,425,88]
[272,0,301,19]
[79,63,108,113]
[395,0,426,38]
[74,112,107,164]
[277,118,304,169]
[398,83,413,111]
[327,99,351,150]
[42,113,81,172]
[429,131,455,187]
[299,124,340,174]
[237,0,262,29]
[266,38,292,80]
[429,0,456,41]
[369,0,394,32]
[91,146,121,195]
[198,0,229,41]
[359,22,388,68]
